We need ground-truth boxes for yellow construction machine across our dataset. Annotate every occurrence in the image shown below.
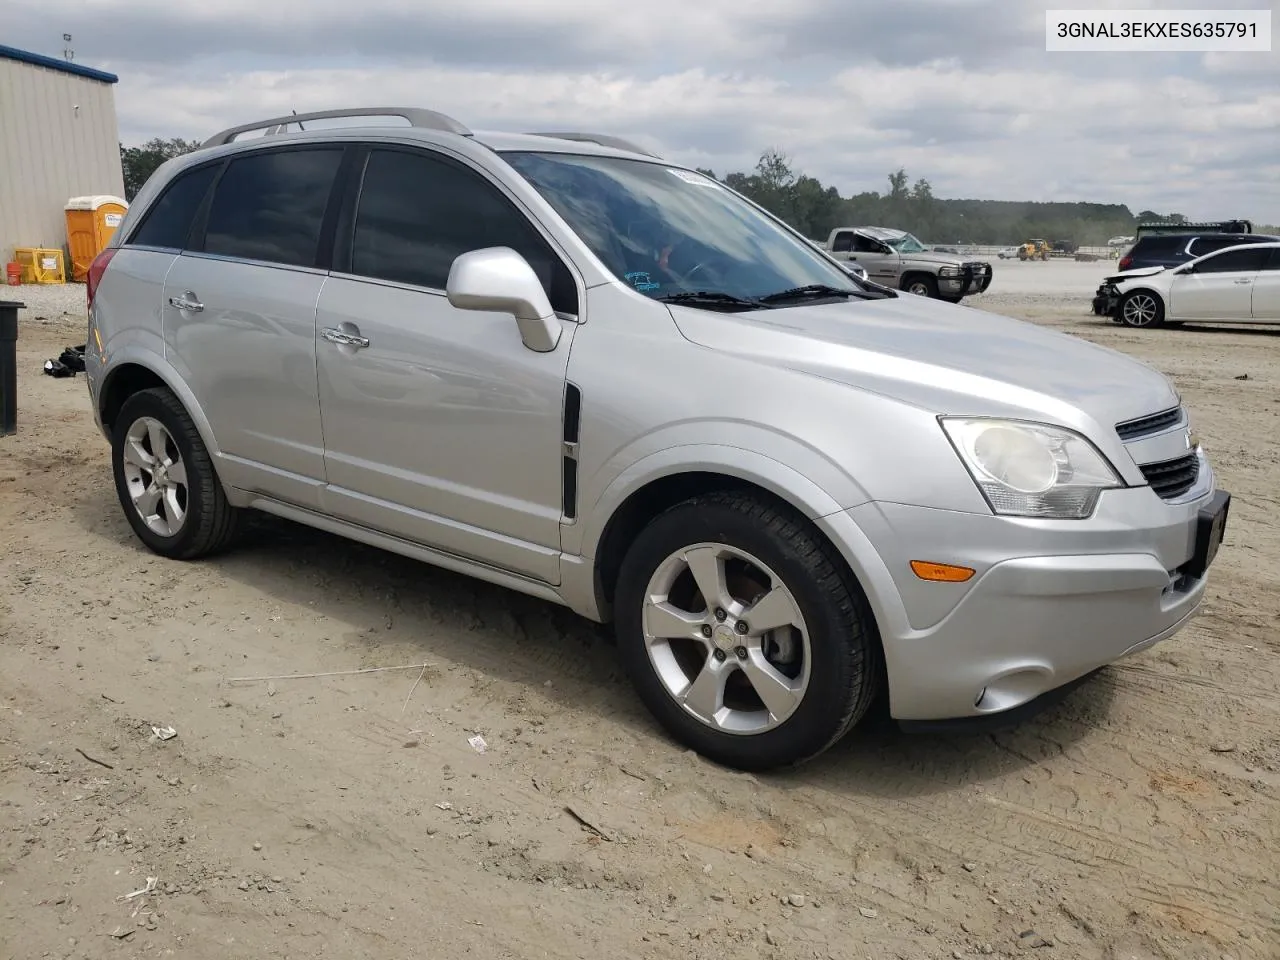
[1017,239,1051,261]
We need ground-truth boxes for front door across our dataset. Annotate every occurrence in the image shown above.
[315,146,582,583]
[1169,246,1266,321]
[1251,248,1280,321]
[850,233,899,286]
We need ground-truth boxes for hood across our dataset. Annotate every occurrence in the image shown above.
[669,296,1177,430]
[899,251,982,267]
[1105,265,1166,283]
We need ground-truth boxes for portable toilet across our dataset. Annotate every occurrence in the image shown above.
[65,196,128,282]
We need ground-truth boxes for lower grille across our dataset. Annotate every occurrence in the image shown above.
[1140,452,1199,500]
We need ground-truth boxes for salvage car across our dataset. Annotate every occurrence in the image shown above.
[1107,242,1280,328]
[85,107,1228,771]
[1091,232,1278,315]
[824,226,993,302]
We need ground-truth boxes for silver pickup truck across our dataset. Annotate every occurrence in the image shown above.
[824,226,993,302]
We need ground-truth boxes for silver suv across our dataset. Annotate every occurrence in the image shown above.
[85,107,1230,771]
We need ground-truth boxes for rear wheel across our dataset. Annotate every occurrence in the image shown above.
[614,492,881,770]
[1118,290,1165,328]
[111,387,243,559]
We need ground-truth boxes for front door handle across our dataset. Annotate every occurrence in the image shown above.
[1233,278,1252,285]
[321,327,370,349]
[168,293,203,312]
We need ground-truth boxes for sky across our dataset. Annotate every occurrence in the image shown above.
[10,0,1279,222]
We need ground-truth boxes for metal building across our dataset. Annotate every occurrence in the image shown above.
[0,44,125,267]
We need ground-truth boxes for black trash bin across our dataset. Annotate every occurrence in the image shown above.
[0,299,24,436]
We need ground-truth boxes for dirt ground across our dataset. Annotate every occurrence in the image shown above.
[2,264,1278,960]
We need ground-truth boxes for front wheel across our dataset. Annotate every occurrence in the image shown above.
[614,492,881,770]
[1118,290,1165,328]
[903,274,938,299]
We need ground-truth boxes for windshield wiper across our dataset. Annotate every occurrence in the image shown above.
[757,284,858,305]
[657,291,763,312]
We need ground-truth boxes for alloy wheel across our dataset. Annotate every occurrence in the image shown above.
[641,542,811,735]
[121,416,189,537]
[1122,293,1160,327]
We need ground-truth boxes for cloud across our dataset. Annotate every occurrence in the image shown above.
[9,0,1278,222]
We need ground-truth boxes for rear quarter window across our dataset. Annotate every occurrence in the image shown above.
[127,164,219,250]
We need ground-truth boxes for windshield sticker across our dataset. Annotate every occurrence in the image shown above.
[624,271,662,292]
[667,168,719,187]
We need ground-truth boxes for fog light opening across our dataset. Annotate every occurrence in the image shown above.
[974,687,987,708]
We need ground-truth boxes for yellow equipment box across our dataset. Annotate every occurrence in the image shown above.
[14,247,66,284]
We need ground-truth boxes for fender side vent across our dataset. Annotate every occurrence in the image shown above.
[563,382,581,444]
[562,383,582,519]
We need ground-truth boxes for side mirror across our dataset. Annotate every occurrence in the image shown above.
[446,247,561,352]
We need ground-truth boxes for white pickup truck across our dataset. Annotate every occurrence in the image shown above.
[822,226,993,302]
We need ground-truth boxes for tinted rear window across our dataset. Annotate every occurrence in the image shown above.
[1132,235,1189,256]
[128,164,218,250]
[202,148,344,268]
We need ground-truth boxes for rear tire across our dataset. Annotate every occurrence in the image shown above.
[614,491,881,771]
[111,387,243,559]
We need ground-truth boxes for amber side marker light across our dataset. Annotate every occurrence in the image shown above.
[910,560,975,583]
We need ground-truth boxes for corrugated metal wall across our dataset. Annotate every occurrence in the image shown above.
[0,58,125,264]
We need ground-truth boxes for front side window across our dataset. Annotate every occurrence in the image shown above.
[501,152,859,305]
[202,148,344,268]
[852,233,886,254]
[349,149,577,314]
[128,164,218,250]
[1193,247,1268,273]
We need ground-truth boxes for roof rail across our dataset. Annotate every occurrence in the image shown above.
[202,107,472,148]
[527,131,660,158]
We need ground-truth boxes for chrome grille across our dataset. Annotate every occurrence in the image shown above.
[1139,452,1199,501]
[1116,406,1183,441]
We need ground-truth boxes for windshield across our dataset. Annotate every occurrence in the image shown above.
[501,152,860,305]
[886,232,927,253]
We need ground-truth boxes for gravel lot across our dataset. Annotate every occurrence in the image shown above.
[2,264,1278,960]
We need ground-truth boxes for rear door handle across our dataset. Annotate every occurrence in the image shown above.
[168,293,203,312]
[321,327,370,349]
[1233,278,1252,285]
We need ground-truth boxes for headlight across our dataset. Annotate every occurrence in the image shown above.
[941,418,1123,519]
[938,265,961,277]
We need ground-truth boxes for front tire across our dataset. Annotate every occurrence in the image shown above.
[111,387,243,559]
[614,492,881,771]
[1118,290,1165,328]
[903,274,938,299]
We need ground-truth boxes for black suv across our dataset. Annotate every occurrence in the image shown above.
[1092,233,1280,315]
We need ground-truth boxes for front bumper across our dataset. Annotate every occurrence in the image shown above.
[939,262,993,297]
[1094,281,1121,319]
[820,466,1227,722]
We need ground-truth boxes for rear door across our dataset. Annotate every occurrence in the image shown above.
[1168,246,1267,321]
[1252,248,1280,321]
[161,144,348,509]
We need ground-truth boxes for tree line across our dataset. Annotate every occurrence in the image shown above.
[118,139,1273,245]
[696,149,1214,246]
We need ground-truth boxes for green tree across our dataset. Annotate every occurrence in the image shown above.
[120,138,202,200]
